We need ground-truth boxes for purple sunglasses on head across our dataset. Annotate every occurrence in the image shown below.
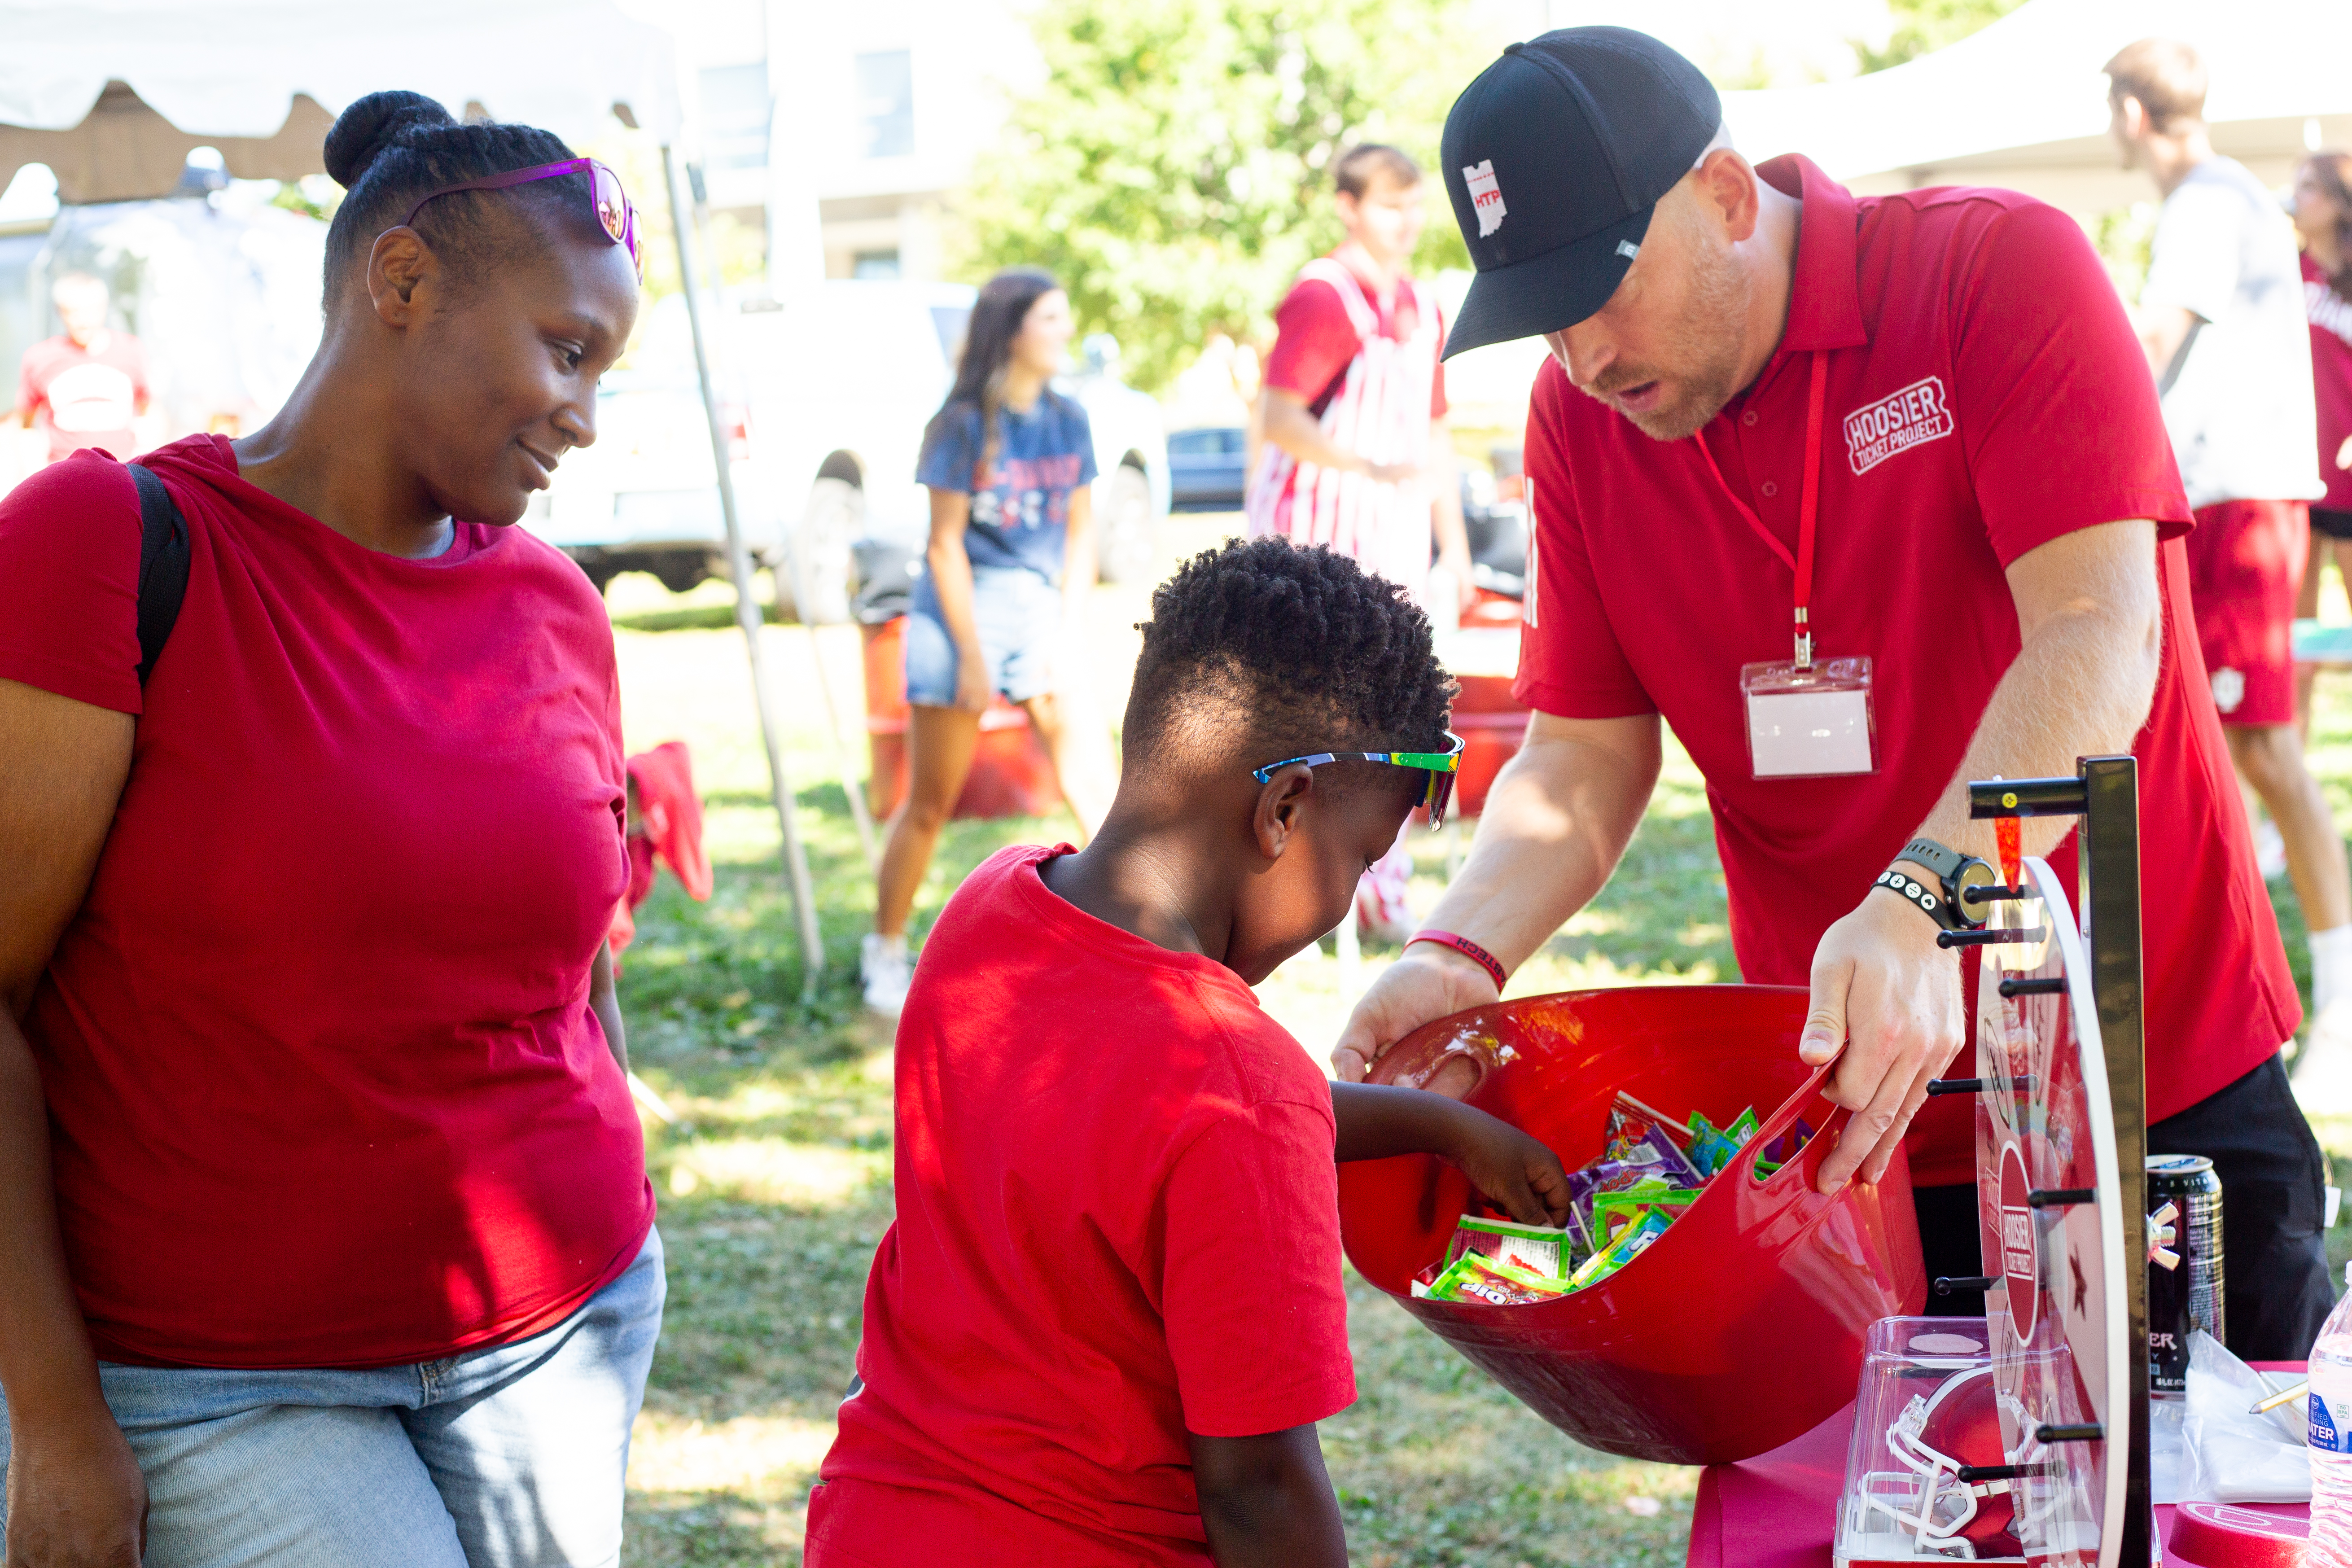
[396,157,644,280]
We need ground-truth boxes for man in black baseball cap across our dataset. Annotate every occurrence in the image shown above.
[1438,27,1721,361]
[1336,26,2336,1366]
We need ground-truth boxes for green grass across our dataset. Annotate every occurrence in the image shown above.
[607,526,2352,1562]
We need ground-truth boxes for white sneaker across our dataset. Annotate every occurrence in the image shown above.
[2293,998,2352,1117]
[2255,819,2288,881]
[862,933,912,1019]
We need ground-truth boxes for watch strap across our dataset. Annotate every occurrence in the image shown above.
[1873,866,1963,931]
[1898,837,1967,883]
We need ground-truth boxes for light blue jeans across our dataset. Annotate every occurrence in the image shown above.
[903,565,1062,706]
[0,1226,663,1568]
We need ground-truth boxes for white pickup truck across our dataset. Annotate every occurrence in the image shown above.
[527,280,1170,619]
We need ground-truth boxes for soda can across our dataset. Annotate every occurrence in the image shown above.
[2146,1153,2224,1397]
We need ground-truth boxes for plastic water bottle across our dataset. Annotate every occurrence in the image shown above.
[2309,1260,2352,1564]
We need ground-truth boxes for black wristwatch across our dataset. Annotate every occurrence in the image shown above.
[1871,837,1997,932]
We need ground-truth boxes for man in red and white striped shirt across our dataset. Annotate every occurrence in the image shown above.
[1248,144,1477,937]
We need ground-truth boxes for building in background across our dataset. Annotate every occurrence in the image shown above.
[633,0,1032,292]
[765,0,1033,290]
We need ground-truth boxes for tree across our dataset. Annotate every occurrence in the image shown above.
[954,0,1489,394]
[1853,0,2026,74]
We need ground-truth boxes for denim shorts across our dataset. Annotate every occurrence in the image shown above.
[904,565,1061,707]
[0,1226,664,1568]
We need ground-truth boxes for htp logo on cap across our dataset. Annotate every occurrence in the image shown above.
[1439,27,1722,360]
[1463,160,1506,236]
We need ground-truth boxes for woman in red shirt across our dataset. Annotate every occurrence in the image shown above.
[0,92,657,1564]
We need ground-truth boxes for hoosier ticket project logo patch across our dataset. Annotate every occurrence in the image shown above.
[1843,376,1954,475]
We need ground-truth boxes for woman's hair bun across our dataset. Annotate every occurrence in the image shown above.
[324,90,457,189]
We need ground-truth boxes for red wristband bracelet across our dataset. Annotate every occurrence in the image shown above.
[1406,929,1507,991]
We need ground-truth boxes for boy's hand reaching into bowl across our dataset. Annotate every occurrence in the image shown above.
[1331,1082,1570,1229]
[1439,1107,1571,1229]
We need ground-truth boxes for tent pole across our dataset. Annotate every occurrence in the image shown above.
[678,171,879,871]
[795,589,882,870]
[660,142,823,1000]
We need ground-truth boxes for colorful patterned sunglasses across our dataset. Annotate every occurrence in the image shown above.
[1251,731,1467,829]
[397,157,643,281]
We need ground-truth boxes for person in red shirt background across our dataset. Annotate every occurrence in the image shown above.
[2300,154,2352,531]
[1335,27,2334,1362]
[1247,144,1477,941]
[0,91,658,1564]
[14,272,150,464]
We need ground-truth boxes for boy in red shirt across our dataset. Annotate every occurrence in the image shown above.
[807,539,1567,1567]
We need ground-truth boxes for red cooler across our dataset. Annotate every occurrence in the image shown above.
[1337,985,1926,1465]
[860,616,1063,821]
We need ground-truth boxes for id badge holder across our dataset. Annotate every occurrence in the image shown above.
[1741,656,1878,779]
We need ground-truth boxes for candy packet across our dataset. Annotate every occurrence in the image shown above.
[1565,1107,1702,1238]
[1686,1108,1756,1179]
[1591,1184,1700,1243]
[1428,1251,1570,1306]
[1445,1213,1580,1280]
[1567,1206,1673,1290]
[1407,1095,1784,1302]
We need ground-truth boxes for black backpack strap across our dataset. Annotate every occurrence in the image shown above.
[127,462,190,689]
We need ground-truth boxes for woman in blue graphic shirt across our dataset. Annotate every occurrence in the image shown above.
[863,267,1117,1015]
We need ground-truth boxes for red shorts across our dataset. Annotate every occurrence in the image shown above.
[2184,498,2309,726]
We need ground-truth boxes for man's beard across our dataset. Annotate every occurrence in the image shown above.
[1587,237,1752,442]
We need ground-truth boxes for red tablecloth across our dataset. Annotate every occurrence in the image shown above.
[1687,1366,2309,1567]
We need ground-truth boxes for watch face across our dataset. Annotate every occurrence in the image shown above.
[1955,857,2000,924]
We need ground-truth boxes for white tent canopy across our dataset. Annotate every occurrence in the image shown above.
[0,0,683,204]
[0,0,833,990]
[1721,0,2352,221]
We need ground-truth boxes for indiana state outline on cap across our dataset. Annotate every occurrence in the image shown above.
[1463,159,1505,236]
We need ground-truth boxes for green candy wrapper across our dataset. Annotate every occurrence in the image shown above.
[1591,1186,1700,1242]
[1428,1251,1570,1305]
[1567,1206,1673,1289]
[1686,1107,1757,1179]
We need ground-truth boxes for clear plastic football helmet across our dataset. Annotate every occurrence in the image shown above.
[1862,1365,2025,1559]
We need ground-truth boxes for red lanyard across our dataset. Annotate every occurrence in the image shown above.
[1693,351,1828,669]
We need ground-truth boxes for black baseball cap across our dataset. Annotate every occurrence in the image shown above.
[1439,27,1722,359]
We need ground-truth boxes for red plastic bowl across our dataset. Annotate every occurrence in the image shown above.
[1336,985,1925,1465]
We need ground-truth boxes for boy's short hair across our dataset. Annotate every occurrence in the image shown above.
[2104,38,2206,133]
[1335,144,1422,199]
[1124,538,1455,774]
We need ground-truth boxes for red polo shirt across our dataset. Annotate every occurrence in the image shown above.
[1516,156,2296,1184]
